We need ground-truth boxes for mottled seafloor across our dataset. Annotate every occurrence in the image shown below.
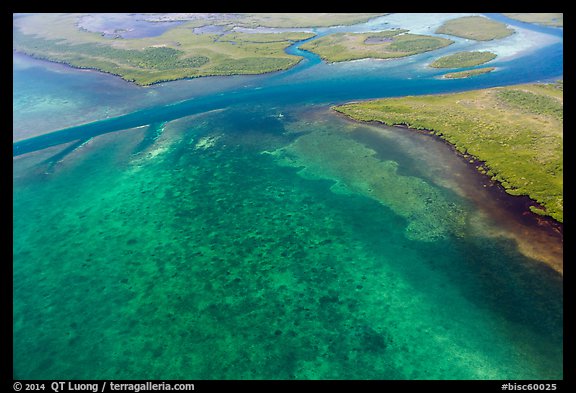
[13,104,562,379]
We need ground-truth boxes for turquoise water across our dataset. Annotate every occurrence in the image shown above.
[13,14,563,380]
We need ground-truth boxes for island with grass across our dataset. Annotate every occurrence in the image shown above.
[427,15,516,79]
[503,13,563,27]
[13,13,386,85]
[435,16,515,41]
[333,82,563,223]
[429,51,498,79]
[430,51,497,68]
[440,67,496,79]
[298,29,453,62]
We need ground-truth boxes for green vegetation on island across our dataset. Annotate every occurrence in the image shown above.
[429,51,498,79]
[299,30,453,62]
[503,13,563,27]
[13,13,386,85]
[12,14,318,85]
[441,67,496,79]
[436,16,515,41]
[332,82,563,222]
[430,51,497,68]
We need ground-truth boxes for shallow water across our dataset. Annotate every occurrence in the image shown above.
[12,53,260,141]
[77,13,185,39]
[13,14,563,380]
[13,104,563,380]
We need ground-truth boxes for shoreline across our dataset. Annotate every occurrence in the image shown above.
[352,115,563,229]
[393,123,562,224]
[13,45,307,87]
[333,111,563,274]
[331,80,564,224]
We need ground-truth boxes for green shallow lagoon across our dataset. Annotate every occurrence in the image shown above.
[13,105,562,380]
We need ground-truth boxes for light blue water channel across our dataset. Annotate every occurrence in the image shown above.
[13,13,563,155]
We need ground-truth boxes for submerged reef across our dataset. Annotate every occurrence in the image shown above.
[269,126,466,242]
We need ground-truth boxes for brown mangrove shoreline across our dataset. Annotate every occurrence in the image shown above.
[333,111,563,274]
